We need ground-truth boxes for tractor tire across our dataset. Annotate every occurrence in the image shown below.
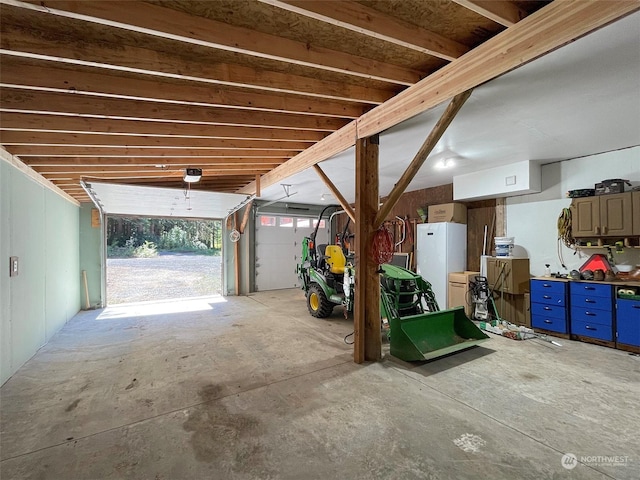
[307,283,333,318]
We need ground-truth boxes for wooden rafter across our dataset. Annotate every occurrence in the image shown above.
[0,114,328,142]
[23,158,283,167]
[0,131,312,151]
[0,26,395,104]
[0,90,346,131]
[312,165,355,223]
[8,146,298,158]
[239,0,640,195]
[8,0,421,85]
[29,165,276,177]
[259,0,469,61]
[0,61,366,119]
[453,0,528,27]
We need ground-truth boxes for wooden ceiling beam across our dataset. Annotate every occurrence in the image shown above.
[0,60,365,119]
[8,145,297,158]
[260,0,469,61]
[23,158,283,167]
[0,131,313,150]
[0,90,346,131]
[453,0,528,27]
[0,29,394,105]
[11,0,421,85]
[0,114,328,142]
[35,166,272,175]
[239,0,640,194]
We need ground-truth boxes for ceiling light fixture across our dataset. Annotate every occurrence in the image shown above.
[184,168,202,183]
[435,158,455,170]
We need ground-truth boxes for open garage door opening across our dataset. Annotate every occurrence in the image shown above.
[106,216,223,305]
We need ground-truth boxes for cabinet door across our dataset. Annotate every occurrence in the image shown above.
[633,191,640,236]
[617,298,640,347]
[600,192,633,236]
[571,197,600,236]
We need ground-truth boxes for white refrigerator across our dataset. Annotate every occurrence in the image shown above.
[416,222,467,309]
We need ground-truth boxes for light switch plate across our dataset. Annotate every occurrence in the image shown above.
[9,256,18,277]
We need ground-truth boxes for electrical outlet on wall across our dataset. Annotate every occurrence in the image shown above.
[9,256,18,277]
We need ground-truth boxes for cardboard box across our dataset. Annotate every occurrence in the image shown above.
[428,203,467,223]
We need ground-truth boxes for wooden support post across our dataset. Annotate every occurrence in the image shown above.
[375,89,472,226]
[313,164,355,223]
[255,174,261,197]
[354,134,381,363]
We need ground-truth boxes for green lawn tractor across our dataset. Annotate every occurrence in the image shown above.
[297,206,355,317]
[297,207,489,361]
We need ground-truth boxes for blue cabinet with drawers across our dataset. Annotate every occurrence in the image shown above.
[530,279,639,350]
[570,282,614,342]
[530,279,568,334]
[617,296,640,348]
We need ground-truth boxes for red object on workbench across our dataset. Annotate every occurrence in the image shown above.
[579,254,612,273]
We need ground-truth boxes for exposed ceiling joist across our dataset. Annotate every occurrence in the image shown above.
[453,0,528,27]
[239,0,640,195]
[35,166,273,175]
[0,90,346,131]
[0,27,395,104]
[0,61,366,119]
[23,158,283,167]
[7,0,421,85]
[0,131,312,150]
[259,0,469,61]
[0,114,328,142]
[10,146,297,158]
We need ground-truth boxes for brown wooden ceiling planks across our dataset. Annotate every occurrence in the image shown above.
[0,114,329,142]
[259,1,470,61]
[15,0,422,85]
[0,131,313,151]
[0,60,367,119]
[0,22,396,104]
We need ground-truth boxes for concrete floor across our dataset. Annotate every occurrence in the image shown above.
[1,289,638,480]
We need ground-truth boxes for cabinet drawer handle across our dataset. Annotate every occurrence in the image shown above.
[585,312,596,316]
[585,299,596,303]
[584,286,595,291]
[585,325,597,330]
[633,305,640,309]
[603,226,608,234]
[544,306,551,311]
[595,226,601,235]
[544,320,552,324]
[542,284,551,288]
[543,295,551,299]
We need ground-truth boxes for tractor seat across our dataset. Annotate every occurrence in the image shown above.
[324,245,346,275]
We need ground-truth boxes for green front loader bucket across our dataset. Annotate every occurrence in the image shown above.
[388,307,489,362]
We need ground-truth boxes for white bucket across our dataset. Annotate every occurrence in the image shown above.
[495,237,514,257]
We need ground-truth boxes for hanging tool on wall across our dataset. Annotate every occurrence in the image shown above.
[394,216,406,251]
[557,207,577,269]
